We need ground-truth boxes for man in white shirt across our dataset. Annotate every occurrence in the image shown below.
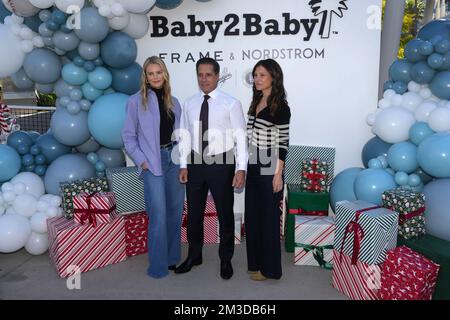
[175,57,247,280]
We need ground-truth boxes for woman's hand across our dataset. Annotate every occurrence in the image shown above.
[272,173,283,193]
[141,162,149,171]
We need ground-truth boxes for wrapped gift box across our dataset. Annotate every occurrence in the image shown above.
[299,158,329,193]
[294,216,334,268]
[382,188,426,240]
[285,185,329,253]
[60,177,109,219]
[332,250,381,300]
[379,246,440,300]
[47,212,127,278]
[106,166,145,215]
[124,211,148,257]
[398,234,450,300]
[335,200,398,265]
[73,192,116,226]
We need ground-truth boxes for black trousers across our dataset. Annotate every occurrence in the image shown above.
[186,151,236,262]
[245,162,283,279]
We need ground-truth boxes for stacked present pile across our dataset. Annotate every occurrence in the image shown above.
[299,159,328,193]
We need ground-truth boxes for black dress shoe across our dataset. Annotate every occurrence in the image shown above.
[174,257,202,274]
[220,261,233,280]
[168,265,176,271]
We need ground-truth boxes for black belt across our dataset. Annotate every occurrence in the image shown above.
[160,141,177,150]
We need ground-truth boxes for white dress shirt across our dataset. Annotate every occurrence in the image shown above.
[179,87,248,171]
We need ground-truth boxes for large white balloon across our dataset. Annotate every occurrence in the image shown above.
[29,0,55,9]
[13,194,38,218]
[122,13,149,39]
[0,23,26,78]
[108,13,129,30]
[373,107,416,143]
[0,214,31,253]
[401,91,423,113]
[25,232,48,255]
[414,100,437,122]
[30,212,48,233]
[55,0,85,13]
[118,0,155,14]
[11,172,45,199]
[428,107,450,132]
[2,0,40,17]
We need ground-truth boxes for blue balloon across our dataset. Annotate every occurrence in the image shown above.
[54,79,80,97]
[26,131,40,143]
[417,133,450,178]
[79,99,91,111]
[36,133,71,163]
[44,153,95,195]
[86,152,99,164]
[46,19,59,31]
[24,164,36,172]
[88,67,112,90]
[81,82,103,101]
[111,63,142,95]
[94,57,103,66]
[430,71,450,100]
[409,121,434,145]
[73,56,85,67]
[17,144,30,155]
[11,68,34,90]
[96,171,106,178]
[34,165,47,176]
[23,15,41,33]
[383,80,394,91]
[62,63,88,86]
[76,136,100,153]
[387,142,419,173]
[100,31,137,69]
[67,101,81,114]
[418,40,434,55]
[7,131,33,151]
[74,7,109,43]
[0,1,11,23]
[414,168,433,185]
[95,160,106,172]
[83,61,96,72]
[411,61,436,84]
[408,173,421,187]
[156,0,184,9]
[389,59,412,83]
[88,93,129,149]
[330,168,364,212]
[35,154,46,165]
[78,41,100,60]
[404,40,426,62]
[393,81,408,94]
[427,53,444,69]
[354,169,397,205]
[50,108,90,146]
[376,155,388,168]
[96,147,125,168]
[22,154,34,166]
[0,145,21,182]
[70,88,83,101]
[53,30,80,52]
[418,20,450,43]
[394,171,409,186]
[51,9,67,25]
[423,178,450,241]
[438,51,450,70]
[435,39,450,54]
[23,48,62,84]
[361,136,392,168]
[30,144,41,155]
[368,158,383,169]
[39,10,52,23]
[59,96,70,107]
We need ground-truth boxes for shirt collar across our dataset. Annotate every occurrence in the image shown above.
[200,87,219,100]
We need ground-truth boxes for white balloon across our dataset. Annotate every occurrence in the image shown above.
[11,24,21,36]
[55,0,85,13]
[32,36,44,48]
[3,191,17,204]
[383,89,396,99]
[391,94,403,107]
[19,27,33,40]
[401,91,423,113]
[407,81,421,93]
[2,0,40,17]
[378,98,391,109]
[49,195,62,207]
[30,212,48,233]
[446,101,450,109]
[108,14,129,30]
[20,39,33,53]
[11,172,45,199]
[122,13,149,39]
[0,206,5,215]
[37,200,49,212]
[25,232,48,255]
[2,182,15,193]
[419,88,432,99]
[366,113,376,126]
[111,3,126,16]
[373,107,415,143]
[428,107,450,132]
[98,4,111,17]
[6,207,17,215]
[0,214,31,253]
[438,100,448,108]
[56,207,63,217]
[118,0,155,14]
[13,182,26,195]
[45,206,58,218]
[29,0,55,9]
[13,194,37,218]
[0,194,4,206]
[414,100,437,122]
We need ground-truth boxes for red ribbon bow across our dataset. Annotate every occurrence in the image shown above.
[289,208,328,216]
[391,207,425,224]
[302,159,327,190]
[73,193,116,228]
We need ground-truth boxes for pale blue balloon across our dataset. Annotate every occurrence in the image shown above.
[376,155,388,168]
[408,173,421,187]
[368,158,383,169]
[86,152,98,164]
[156,0,184,9]
[423,178,450,241]
[0,145,21,182]
[88,67,112,90]
[97,147,125,168]
[354,169,397,205]
[414,168,433,184]
[38,22,54,37]
[417,133,450,178]
[78,41,100,60]
[111,62,142,95]
[387,142,419,173]
[50,108,90,146]
[79,99,91,111]
[11,68,34,90]
[361,136,392,168]
[409,121,434,145]
[329,167,363,212]
[100,31,137,69]
[81,82,103,101]
[52,31,80,52]
[23,48,62,84]
[88,93,129,149]
[59,96,70,107]
[54,79,80,97]
[36,133,71,163]
[38,10,52,23]
[394,171,409,186]
[67,101,81,114]
[95,160,106,172]
[62,63,88,86]
[74,7,109,43]
[430,71,450,100]
[44,153,95,195]
[83,61,95,72]
[35,83,54,94]
[76,136,100,154]
[70,88,83,101]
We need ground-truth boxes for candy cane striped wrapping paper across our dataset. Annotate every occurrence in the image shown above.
[72,192,116,226]
[47,212,127,278]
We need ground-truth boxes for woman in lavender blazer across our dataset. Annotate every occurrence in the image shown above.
[122,56,184,279]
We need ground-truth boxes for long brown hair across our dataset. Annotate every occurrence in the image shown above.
[248,59,287,116]
[140,56,174,116]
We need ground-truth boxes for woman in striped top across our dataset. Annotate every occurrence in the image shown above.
[245,59,291,281]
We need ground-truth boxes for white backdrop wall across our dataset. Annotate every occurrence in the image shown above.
[136,0,382,175]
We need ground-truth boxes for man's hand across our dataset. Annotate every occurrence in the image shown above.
[272,173,283,193]
[232,170,246,189]
[179,168,188,184]
[141,162,149,171]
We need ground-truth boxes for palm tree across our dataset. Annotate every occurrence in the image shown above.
[308,0,348,38]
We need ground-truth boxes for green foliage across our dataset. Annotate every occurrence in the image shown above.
[35,90,56,107]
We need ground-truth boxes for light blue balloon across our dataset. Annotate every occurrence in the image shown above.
[383,80,394,91]
[354,169,397,205]
[35,154,46,165]
[51,9,67,25]
[84,61,96,72]
[385,168,395,176]
[59,96,70,107]
[52,31,80,52]
[34,165,47,176]
[11,68,34,90]
[368,158,383,169]
[79,99,91,111]
[62,63,88,86]
[24,164,36,172]
[329,167,363,212]
[76,136,100,154]
[26,131,40,143]
[78,41,100,60]
[418,40,434,55]
[88,67,112,90]
[111,62,142,95]
[0,145,21,182]
[427,53,444,69]
[54,79,80,97]
[411,61,436,84]
[81,82,103,101]
[95,160,106,172]
[414,168,433,184]
[408,173,421,187]
[103,87,115,94]
[67,101,81,114]
[86,152,98,164]
[409,121,434,145]
[36,133,71,162]
[417,133,450,178]
[435,39,450,54]
[50,108,90,146]
[39,10,52,23]
[100,31,137,69]
[17,144,30,155]
[35,83,54,94]
[423,178,450,241]
[74,7,109,43]
[23,48,62,84]
[376,155,388,168]
[387,142,419,173]
[70,88,83,101]
[73,56,85,67]
[394,171,409,186]
[404,39,426,62]
[22,154,34,166]
[88,93,129,149]
[7,131,33,151]
[156,0,184,9]
[97,147,125,168]
[96,171,105,178]
[94,57,103,66]
[361,136,392,168]
[44,153,95,195]
[41,36,53,47]
[46,19,59,32]
[389,59,412,83]
[430,71,450,100]
[30,144,40,155]
[393,81,408,94]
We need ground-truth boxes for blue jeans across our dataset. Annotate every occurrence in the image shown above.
[142,147,185,278]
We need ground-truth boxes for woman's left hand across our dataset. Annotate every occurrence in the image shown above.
[272,174,283,193]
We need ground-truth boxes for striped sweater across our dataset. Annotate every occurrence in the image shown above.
[247,104,291,162]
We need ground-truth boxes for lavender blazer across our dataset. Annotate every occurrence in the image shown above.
[122,90,182,176]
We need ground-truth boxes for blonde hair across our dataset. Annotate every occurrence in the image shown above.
[140,56,174,117]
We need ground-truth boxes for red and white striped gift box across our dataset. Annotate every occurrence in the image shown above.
[294,216,334,267]
[124,211,148,257]
[332,250,381,300]
[47,212,127,278]
[73,192,116,226]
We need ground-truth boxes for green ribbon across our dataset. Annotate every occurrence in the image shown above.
[295,243,334,270]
